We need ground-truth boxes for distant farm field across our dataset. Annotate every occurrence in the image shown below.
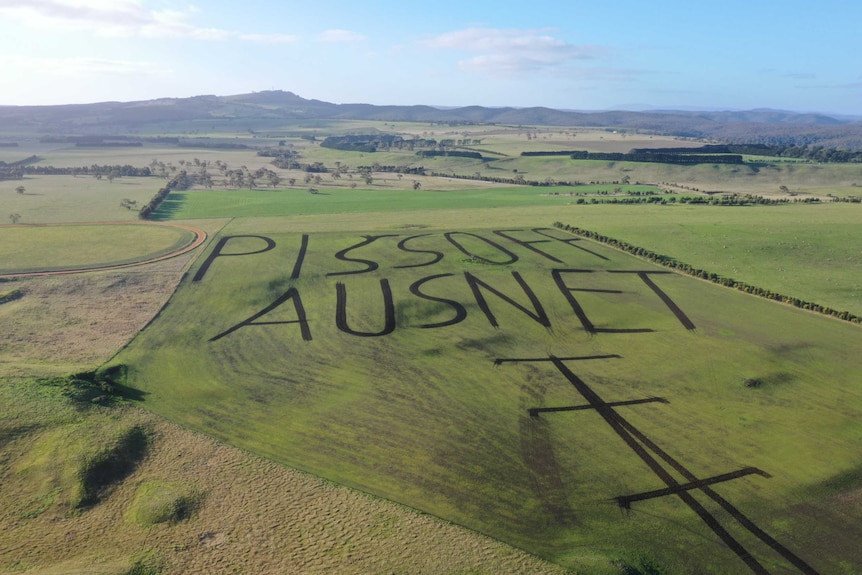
[2,175,162,224]
[111,214,862,574]
[152,185,661,220]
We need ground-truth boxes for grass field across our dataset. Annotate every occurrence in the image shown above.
[548,202,862,317]
[2,176,160,224]
[109,214,862,573]
[153,186,862,319]
[0,223,197,275]
[153,184,661,220]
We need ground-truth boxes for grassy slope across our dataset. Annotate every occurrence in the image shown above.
[111,212,862,574]
[0,379,569,575]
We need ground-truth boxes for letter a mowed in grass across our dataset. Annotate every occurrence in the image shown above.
[111,223,862,574]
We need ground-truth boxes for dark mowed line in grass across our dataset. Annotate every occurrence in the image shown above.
[503,354,820,575]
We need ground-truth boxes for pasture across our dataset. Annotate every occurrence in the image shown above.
[151,184,862,319]
[0,223,198,275]
[153,184,661,220]
[109,215,862,573]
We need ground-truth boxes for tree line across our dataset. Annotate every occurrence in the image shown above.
[0,155,41,180]
[629,143,862,163]
[321,135,442,153]
[552,222,861,325]
[417,150,483,159]
[569,193,822,206]
[137,185,172,220]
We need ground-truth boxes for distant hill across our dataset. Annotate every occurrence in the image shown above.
[2,90,861,149]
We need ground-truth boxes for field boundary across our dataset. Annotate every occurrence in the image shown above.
[553,222,862,325]
[0,221,207,278]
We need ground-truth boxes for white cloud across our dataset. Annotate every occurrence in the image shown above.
[239,33,298,44]
[0,0,293,42]
[423,27,605,75]
[318,29,365,43]
[0,54,162,77]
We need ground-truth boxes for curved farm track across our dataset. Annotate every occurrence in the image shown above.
[0,221,207,279]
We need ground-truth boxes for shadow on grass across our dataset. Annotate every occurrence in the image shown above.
[151,193,188,221]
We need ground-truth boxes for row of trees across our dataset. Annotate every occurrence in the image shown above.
[552,222,861,324]
[24,164,153,177]
[0,155,41,180]
[417,150,483,159]
[320,135,465,153]
[629,143,862,163]
[568,194,821,206]
[137,186,171,220]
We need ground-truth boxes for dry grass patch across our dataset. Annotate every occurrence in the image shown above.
[0,400,571,575]
[0,255,193,376]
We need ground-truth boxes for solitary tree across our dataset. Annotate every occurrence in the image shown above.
[15,185,25,194]
[9,212,21,224]
[268,172,282,188]
[413,181,421,190]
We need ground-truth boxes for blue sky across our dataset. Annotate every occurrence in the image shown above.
[1,0,860,114]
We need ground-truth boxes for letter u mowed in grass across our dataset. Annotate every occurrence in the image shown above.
[110,221,862,574]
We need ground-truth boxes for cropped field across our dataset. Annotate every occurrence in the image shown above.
[110,214,862,574]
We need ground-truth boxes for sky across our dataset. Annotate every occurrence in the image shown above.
[1,0,860,115]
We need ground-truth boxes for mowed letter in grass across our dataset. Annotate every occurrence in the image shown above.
[111,220,862,574]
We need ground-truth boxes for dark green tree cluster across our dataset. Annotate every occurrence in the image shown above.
[629,143,862,162]
[416,150,483,159]
[138,186,170,219]
[356,165,426,175]
[23,164,152,177]
[320,135,439,153]
[0,155,40,180]
[552,222,861,325]
[830,195,862,203]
